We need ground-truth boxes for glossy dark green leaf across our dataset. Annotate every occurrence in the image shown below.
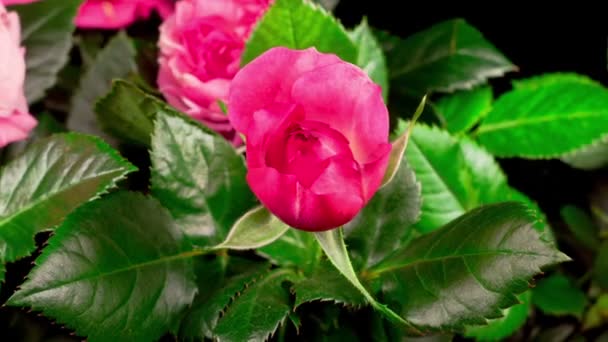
[180,257,269,340]
[258,228,321,274]
[465,292,531,341]
[214,269,297,342]
[8,192,198,342]
[68,32,137,138]
[0,133,135,286]
[374,203,568,332]
[11,0,80,103]
[293,260,365,308]
[435,86,492,133]
[95,80,165,145]
[387,19,515,95]
[346,159,421,270]
[532,274,587,318]
[406,124,546,233]
[217,206,290,250]
[241,0,357,65]
[476,73,608,158]
[560,205,599,251]
[151,113,256,246]
[350,19,389,100]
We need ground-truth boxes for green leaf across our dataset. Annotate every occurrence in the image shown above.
[217,206,290,250]
[560,205,599,251]
[214,269,297,342]
[12,0,80,103]
[293,260,365,308]
[151,113,256,246]
[0,133,135,285]
[583,294,608,330]
[349,19,389,100]
[382,95,426,186]
[594,241,608,289]
[475,73,608,158]
[68,32,137,139]
[314,229,421,334]
[464,291,531,341]
[257,229,321,275]
[387,19,515,95]
[532,274,587,318]
[561,139,608,170]
[435,86,492,134]
[8,192,198,342]
[406,124,546,233]
[241,0,357,65]
[372,202,568,332]
[180,257,270,340]
[346,159,421,270]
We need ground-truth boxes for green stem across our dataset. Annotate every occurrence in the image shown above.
[314,229,422,335]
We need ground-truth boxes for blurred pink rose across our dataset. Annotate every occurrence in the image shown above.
[157,0,272,145]
[0,4,36,148]
[75,0,174,29]
[228,47,391,231]
[2,0,173,29]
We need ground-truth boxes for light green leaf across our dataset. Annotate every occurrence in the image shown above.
[68,32,137,139]
[584,294,608,330]
[257,229,321,275]
[8,192,198,342]
[314,229,421,334]
[241,0,357,65]
[217,206,290,250]
[0,133,135,285]
[532,274,587,318]
[476,73,608,158]
[382,95,426,187]
[346,159,421,270]
[180,257,270,340]
[151,113,256,246]
[406,124,546,233]
[293,260,365,308]
[213,269,297,342]
[373,202,569,332]
[435,86,492,134]
[465,291,531,341]
[387,19,515,95]
[561,138,608,170]
[12,0,80,103]
[560,205,599,251]
[350,19,389,100]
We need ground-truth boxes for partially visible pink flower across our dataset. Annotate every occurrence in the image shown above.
[0,4,36,148]
[2,0,37,5]
[228,47,391,231]
[157,0,272,145]
[75,0,174,29]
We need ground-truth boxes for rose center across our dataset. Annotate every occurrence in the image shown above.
[266,120,359,188]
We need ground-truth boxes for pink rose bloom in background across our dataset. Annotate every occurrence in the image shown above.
[75,0,174,29]
[2,0,36,4]
[0,4,36,148]
[229,47,391,231]
[157,0,272,145]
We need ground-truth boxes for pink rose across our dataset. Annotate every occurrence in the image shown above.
[157,0,272,145]
[0,4,36,148]
[228,47,391,231]
[75,0,174,29]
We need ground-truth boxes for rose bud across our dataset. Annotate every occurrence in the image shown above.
[0,3,36,147]
[157,0,272,146]
[228,47,391,231]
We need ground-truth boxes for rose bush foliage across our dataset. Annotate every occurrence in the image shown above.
[0,0,604,341]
